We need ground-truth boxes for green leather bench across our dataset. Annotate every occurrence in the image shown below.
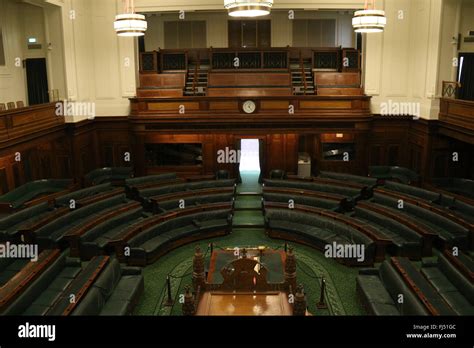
[84,167,133,186]
[437,192,474,223]
[0,202,51,240]
[356,270,400,315]
[432,178,474,200]
[383,181,441,203]
[421,255,474,315]
[356,261,431,316]
[0,259,29,287]
[319,171,378,186]
[2,251,81,315]
[263,192,340,210]
[263,179,361,198]
[369,166,420,185]
[353,206,423,259]
[79,207,146,260]
[394,257,456,315]
[378,261,429,315]
[125,173,177,186]
[35,194,129,249]
[0,179,73,211]
[138,179,236,200]
[55,183,116,207]
[373,193,470,249]
[264,208,376,266]
[155,192,235,213]
[72,258,144,316]
[128,209,232,266]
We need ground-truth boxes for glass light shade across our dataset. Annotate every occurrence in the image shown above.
[114,13,147,37]
[224,0,273,17]
[352,9,386,33]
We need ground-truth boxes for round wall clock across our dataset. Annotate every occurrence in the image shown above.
[242,100,257,114]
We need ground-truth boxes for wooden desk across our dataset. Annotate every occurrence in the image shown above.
[196,291,292,316]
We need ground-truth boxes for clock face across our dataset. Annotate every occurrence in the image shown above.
[242,100,256,114]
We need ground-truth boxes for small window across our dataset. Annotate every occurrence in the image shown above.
[0,28,6,66]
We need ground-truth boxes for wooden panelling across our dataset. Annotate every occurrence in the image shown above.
[315,72,361,87]
[139,73,186,88]
[321,133,355,142]
[207,88,292,97]
[137,89,184,98]
[209,73,291,87]
[260,101,290,110]
[209,101,239,111]
[317,88,363,96]
[148,102,200,111]
[299,100,352,109]
[439,98,474,134]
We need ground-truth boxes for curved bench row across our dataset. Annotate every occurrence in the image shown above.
[125,208,233,266]
[1,252,143,316]
[0,179,76,213]
[264,206,377,266]
[357,255,474,316]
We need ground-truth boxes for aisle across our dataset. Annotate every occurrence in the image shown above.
[233,170,264,228]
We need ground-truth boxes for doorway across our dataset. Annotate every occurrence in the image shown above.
[239,139,261,192]
[25,58,50,105]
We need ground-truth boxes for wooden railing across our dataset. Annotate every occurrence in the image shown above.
[299,51,308,95]
[442,81,461,99]
[192,52,201,96]
[140,47,360,73]
[0,103,65,145]
[439,97,474,132]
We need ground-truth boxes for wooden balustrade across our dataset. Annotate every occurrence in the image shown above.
[140,47,360,73]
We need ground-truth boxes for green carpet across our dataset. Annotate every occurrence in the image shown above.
[134,228,366,316]
[232,210,265,227]
[237,170,262,194]
[234,195,262,210]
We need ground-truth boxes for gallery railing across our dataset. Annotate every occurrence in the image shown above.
[139,47,361,73]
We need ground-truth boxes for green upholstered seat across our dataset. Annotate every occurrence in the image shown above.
[263,179,360,197]
[383,181,440,202]
[55,183,114,206]
[84,167,133,186]
[72,258,144,316]
[22,304,51,316]
[356,275,400,315]
[125,173,177,186]
[319,171,378,186]
[369,166,419,184]
[263,192,339,210]
[0,179,72,209]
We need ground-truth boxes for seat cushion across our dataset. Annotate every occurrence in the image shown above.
[57,267,82,279]
[100,299,131,316]
[48,277,73,292]
[23,304,51,316]
[113,275,144,302]
[32,289,62,307]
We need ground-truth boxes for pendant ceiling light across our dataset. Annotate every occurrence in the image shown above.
[352,0,386,33]
[224,0,274,18]
[114,0,147,37]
